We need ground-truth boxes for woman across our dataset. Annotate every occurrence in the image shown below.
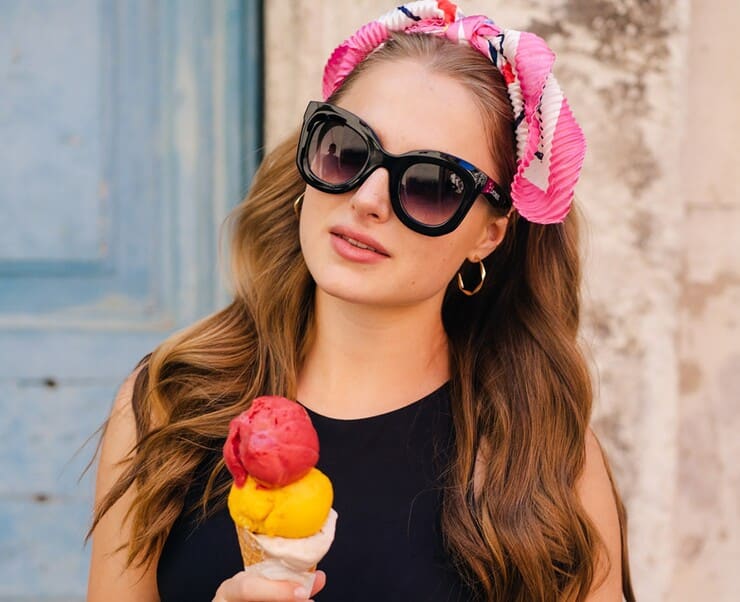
[88,2,635,601]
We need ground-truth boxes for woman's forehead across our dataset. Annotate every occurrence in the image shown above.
[335,60,494,171]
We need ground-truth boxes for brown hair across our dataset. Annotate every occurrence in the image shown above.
[90,33,634,601]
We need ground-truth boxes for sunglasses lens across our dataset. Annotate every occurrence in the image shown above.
[307,121,369,186]
[399,163,466,227]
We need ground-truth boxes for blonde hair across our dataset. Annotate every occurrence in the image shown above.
[90,33,634,601]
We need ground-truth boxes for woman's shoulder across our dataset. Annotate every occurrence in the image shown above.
[577,429,620,527]
[88,363,159,601]
[100,363,148,473]
[576,428,624,599]
[108,355,166,431]
[110,364,145,420]
[103,363,152,445]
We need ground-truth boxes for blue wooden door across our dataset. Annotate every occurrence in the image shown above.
[0,1,262,598]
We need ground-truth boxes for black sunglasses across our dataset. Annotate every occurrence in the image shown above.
[296,101,511,237]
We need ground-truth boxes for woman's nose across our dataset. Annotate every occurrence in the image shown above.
[349,167,392,223]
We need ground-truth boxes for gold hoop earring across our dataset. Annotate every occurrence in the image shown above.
[293,193,304,218]
[457,259,486,296]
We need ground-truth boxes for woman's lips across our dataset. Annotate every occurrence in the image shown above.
[330,227,389,256]
[329,230,390,264]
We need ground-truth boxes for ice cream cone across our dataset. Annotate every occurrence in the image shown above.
[236,526,318,571]
[235,526,267,567]
[235,525,322,591]
[224,397,337,591]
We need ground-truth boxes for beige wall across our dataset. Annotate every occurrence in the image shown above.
[670,0,740,598]
[265,1,740,600]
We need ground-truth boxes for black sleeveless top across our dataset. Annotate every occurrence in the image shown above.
[157,383,477,601]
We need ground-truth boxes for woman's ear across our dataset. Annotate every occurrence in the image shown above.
[467,213,510,262]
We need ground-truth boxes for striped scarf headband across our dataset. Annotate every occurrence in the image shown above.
[322,0,586,224]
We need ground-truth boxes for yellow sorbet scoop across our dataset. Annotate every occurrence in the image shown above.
[227,467,333,538]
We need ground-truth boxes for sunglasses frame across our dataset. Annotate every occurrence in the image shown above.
[296,101,511,237]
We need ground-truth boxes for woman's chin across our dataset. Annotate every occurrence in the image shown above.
[314,277,444,311]
[316,280,389,307]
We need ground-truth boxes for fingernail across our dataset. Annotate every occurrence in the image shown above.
[294,586,309,599]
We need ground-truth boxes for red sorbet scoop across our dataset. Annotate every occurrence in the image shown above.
[223,396,319,488]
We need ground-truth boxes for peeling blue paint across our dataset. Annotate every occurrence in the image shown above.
[0,0,262,597]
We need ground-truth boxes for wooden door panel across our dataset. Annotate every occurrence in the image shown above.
[0,0,103,265]
[0,0,262,598]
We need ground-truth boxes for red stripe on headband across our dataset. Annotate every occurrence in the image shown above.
[502,62,515,85]
[438,0,458,23]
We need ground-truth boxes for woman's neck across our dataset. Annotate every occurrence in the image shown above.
[296,288,450,419]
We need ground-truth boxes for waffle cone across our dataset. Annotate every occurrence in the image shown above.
[235,526,266,567]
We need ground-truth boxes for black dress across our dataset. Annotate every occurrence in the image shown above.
[157,382,477,601]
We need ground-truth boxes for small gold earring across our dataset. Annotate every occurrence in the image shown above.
[457,258,486,296]
[293,193,305,218]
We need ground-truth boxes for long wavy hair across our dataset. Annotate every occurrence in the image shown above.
[90,34,634,601]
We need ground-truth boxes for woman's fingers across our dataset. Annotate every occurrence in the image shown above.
[213,570,315,601]
[310,570,326,597]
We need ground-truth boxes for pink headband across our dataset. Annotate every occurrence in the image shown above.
[322,0,586,225]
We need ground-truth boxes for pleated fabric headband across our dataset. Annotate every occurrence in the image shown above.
[322,0,586,224]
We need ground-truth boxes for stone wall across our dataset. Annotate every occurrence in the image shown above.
[264,2,740,600]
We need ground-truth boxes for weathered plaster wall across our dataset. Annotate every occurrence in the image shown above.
[265,1,739,600]
[669,0,740,598]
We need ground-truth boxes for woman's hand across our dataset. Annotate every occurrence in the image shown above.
[213,570,327,602]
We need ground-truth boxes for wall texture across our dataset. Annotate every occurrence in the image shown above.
[264,1,739,600]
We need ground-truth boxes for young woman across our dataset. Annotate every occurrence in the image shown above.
[88,2,635,601]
